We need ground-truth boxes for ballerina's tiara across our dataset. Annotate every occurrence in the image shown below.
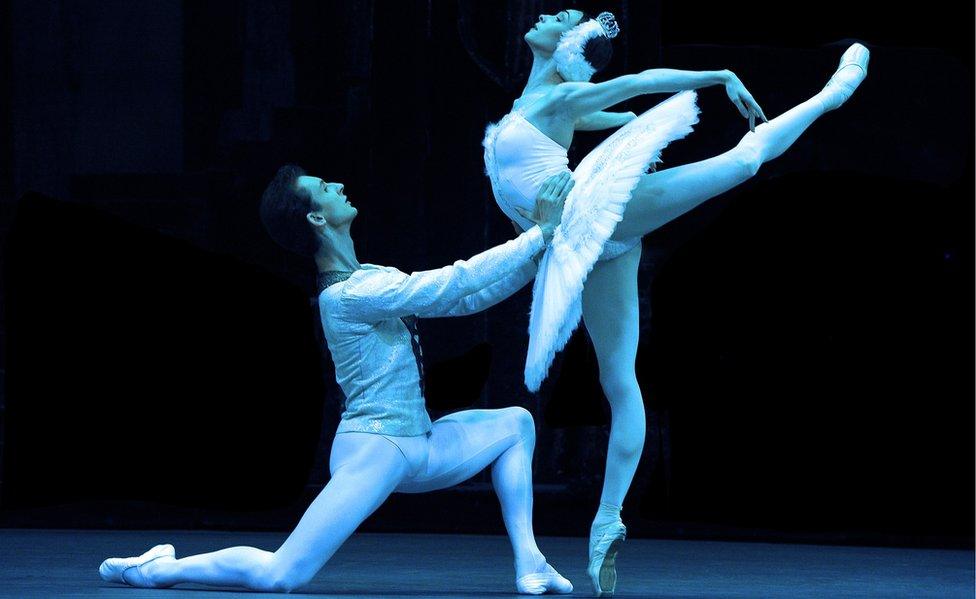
[595,11,620,39]
[553,11,620,82]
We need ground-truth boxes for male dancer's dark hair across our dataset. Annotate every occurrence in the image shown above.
[260,164,317,256]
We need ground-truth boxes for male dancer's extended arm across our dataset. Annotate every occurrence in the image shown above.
[338,228,545,323]
[419,255,539,318]
[336,173,572,323]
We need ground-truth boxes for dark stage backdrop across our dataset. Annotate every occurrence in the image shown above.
[0,1,972,547]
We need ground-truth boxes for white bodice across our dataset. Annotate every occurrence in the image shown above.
[483,109,570,230]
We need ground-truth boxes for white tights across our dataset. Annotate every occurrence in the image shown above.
[584,86,839,514]
[137,407,545,593]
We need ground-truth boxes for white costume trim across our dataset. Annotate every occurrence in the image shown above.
[552,20,602,82]
[552,11,620,82]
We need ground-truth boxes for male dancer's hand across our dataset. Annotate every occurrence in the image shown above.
[516,171,574,245]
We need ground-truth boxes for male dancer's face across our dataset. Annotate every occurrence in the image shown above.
[296,175,358,227]
[523,9,584,52]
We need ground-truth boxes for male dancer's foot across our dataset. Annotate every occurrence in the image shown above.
[588,502,627,597]
[516,561,573,595]
[99,543,177,588]
[515,551,573,595]
[818,42,870,111]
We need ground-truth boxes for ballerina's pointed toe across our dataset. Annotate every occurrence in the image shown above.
[833,43,870,80]
[99,543,174,586]
[821,43,870,109]
[516,563,574,595]
[588,520,627,597]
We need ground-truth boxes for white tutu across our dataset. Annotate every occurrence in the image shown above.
[524,91,700,391]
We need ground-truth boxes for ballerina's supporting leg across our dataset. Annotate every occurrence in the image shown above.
[581,245,645,512]
[579,244,643,596]
[612,46,869,242]
[134,434,409,592]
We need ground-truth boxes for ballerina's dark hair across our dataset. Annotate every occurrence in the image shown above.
[260,164,319,256]
[578,11,614,73]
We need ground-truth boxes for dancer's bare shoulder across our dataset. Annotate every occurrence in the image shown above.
[549,78,645,119]
[519,87,579,133]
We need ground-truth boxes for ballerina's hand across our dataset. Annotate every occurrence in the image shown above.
[516,171,574,244]
[723,70,768,132]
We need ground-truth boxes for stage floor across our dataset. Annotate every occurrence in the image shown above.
[0,529,971,598]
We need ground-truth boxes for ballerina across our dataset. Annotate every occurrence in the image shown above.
[482,9,869,596]
[98,169,578,595]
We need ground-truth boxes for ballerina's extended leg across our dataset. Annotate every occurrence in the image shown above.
[612,43,870,241]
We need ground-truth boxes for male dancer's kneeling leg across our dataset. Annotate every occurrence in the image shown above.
[98,169,576,595]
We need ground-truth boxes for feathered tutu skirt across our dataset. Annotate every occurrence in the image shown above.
[525,90,700,391]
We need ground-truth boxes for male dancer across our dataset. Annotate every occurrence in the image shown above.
[98,169,576,595]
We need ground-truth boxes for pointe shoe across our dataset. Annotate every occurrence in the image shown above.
[587,520,626,597]
[516,563,574,595]
[820,42,870,110]
[98,543,174,587]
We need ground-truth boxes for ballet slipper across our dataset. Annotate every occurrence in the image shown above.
[587,519,626,597]
[516,562,574,595]
[98,543,174,587]
[819,42,870,111]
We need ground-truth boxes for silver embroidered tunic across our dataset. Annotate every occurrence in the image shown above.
[318,225,544,437]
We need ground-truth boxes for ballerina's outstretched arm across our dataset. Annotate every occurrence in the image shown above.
[574,110,635,131]
[555,68,767,131]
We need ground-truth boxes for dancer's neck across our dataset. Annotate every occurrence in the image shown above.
[524,52,563,97]
[315,227,361,273]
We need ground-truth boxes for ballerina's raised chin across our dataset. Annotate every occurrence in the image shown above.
[485,7,869,597]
